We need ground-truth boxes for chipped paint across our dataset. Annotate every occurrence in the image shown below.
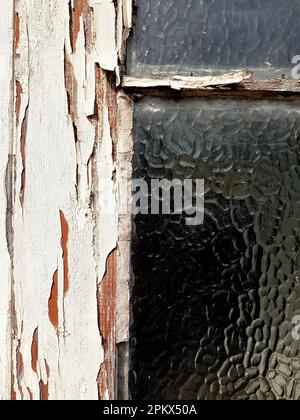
[16,342,24,399]
[31,329,38,374]
[0,0,14,400]
[48,270,59,332]
[15,81,23,124]
[98,249,117,399]
[60,211,70,296]
[8,0,121,400]
[39,381,48,401]
[91,0,118,71]
[2,0,300,402]
[69,0,86,53]
[123,71,254,90]
[19,104,28,207]
[0,0,130,401]
[123,0,133,30]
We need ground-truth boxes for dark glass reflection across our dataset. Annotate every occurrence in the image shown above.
[127,0,300,77]
[130,98,300,400]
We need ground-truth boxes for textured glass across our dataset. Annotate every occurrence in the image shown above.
[130,97,300,400]
[127,0,300,77]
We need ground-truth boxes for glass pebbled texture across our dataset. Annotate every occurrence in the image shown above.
[130,97,300,400]
[127,0,300,77]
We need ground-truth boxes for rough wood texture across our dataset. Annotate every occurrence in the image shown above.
[123,75,300,94]
[0,0,128,400]
[0,0,14,401]
[123,71,254,90]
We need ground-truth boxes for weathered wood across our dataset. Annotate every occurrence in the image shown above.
[123,75,300,95]
[123,71,254,90]
[0,0,14,401]
[10,0,120,400]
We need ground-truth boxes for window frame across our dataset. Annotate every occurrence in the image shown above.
[116,0,300,399]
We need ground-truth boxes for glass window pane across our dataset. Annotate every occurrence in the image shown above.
[130,97,300,400]
[127,0,300,78]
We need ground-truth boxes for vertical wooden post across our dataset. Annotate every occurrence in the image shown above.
[0,0,14,401]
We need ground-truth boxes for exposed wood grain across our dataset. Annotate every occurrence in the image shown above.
[98,250,117,400]
[0,0,126,401]
[10,0,119,400]
[116,92,133,345]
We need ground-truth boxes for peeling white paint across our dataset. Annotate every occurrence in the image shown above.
[2,0,130,401]
[92,0,118,71]
[11,0,113,400]
[0,0,13,401]
[95,104,118,285]
[122,0,133,30]
[123,71,254,90]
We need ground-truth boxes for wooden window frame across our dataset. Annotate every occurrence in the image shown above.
[116,0,300,400]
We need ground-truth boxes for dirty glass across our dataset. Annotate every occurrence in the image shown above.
[130,97,300,400]
[127,0,300,78]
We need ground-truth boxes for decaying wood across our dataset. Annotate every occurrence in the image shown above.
[123,71,254,90]
[123,75,300,95]
[116,92,133,345]
[7,0,129,400]
[2,0,300,402]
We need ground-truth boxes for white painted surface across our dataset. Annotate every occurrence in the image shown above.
[123,71,254,89]
[92,0,118,71]
[0,0,131,400]
[9,0,121,400]
[0,0,13,401]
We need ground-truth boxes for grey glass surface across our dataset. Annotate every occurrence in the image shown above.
[131,97,300,400]
[127,0,300,77]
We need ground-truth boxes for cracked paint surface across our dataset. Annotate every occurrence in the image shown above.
[0,0,129,400]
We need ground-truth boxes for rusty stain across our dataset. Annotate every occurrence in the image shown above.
[14,12,20,55]
[69,0,85,53]
[64,49,78,119]
[39,381,48,401]
[60,211,69,295]
[16,81,22,125]
[20,104,29,207]
[31,328,38,374]
[48,269,59,332]
[39,360,50,400]
[97,249,117,400]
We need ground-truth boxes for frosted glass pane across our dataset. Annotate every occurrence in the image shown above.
[127,0,300,77]
[130,97,300,400]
